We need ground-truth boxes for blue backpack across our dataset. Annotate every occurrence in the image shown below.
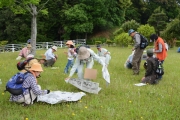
[5,72,30,95]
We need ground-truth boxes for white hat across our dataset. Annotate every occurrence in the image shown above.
[52,46,57,51]
[78,47,90,60]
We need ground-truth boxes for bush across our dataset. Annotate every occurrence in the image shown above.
[0,40,8,46]
[114,32,132,47]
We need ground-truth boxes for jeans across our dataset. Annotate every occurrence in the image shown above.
[64,59,73,74]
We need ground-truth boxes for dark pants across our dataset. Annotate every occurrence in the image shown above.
[44,58,55,67]
[132,47,144,74]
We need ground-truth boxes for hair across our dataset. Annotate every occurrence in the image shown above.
[70,45,74,48]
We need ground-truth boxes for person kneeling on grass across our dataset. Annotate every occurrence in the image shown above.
[141,49,157,84]
[44,46,58,67]
[9,63,50,106]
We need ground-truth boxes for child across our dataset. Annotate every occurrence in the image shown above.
[141,49,157,84]
[64,40,77,74]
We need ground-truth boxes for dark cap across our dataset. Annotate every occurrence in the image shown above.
[96,44,101,48]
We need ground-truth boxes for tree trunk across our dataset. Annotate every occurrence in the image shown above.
[30,5,38,55]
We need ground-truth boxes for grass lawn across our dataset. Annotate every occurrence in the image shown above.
[0,46,179,120]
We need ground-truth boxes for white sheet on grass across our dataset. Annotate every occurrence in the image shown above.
[66,78,101,94]
[102,65,110,84]
[37,91,86,104]
[134,83,147,86]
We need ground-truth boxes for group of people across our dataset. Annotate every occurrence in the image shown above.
[10,40,111,106]
[128,29,167,84]
[9,31,168,106]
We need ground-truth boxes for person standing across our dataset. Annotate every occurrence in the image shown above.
[150,34,167,79]
[44,46,58,67]
[64,40,77,74]
[96,45,111,67]
[128,29,144,75]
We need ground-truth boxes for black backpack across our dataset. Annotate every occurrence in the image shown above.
[17,58,35,70]
[138,33,148,49]
[154,58,164,76]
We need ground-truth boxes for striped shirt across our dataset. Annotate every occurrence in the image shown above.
[9,73,48,102]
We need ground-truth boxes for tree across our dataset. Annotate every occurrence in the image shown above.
[147,7,168,35]
[0,0,50,55]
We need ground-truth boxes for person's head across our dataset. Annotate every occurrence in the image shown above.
[150,34,158,42]
[52,46,57,52]
[96,44,101,51]
[27,44,32,50]
[66,40,74,48]
[147,49,154,57]
[29,63,43,77]
[78,47,90,60]
[36,55,46,64]
[27,39,31,44]
[128,29,135,37]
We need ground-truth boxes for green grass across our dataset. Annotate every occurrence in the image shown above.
[0,46,180,120]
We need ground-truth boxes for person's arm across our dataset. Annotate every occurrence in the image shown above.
[133,34,141,50]
[89,49,105,66]
[154,43,163,53]
[24,75,48,95]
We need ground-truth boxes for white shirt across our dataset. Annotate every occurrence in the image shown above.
[44,48,55,60]
[97,48,110,57]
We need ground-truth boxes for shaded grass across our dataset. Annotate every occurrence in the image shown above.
[0,46,180,120]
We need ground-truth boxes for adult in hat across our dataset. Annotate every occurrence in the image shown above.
[16,44,32,60]
[150,34,167,79]
[96,44,111,67]
[141,49,157,84]
[9,63,50,106]
[66,46,106,80]
[44,46,58,67]
[128,29,144,75]
[64,40,77,74]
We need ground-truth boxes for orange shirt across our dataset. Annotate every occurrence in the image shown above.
[155,37,167,61]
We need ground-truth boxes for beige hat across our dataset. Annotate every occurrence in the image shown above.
[27,44,32,48]
[29,63,43,72]
[52,46,57,51]
[78,47,90,60]
[66,40,74,46]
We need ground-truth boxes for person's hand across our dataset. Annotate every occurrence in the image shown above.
[47,90,51,94]
[132,48,135,51]
[141,77,145,81]
[65,77,70,83]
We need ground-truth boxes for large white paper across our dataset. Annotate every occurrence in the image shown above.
[66,78,101,94]
[37,91,86,104]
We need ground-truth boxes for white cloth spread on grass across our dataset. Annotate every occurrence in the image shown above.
[134,83,147,86]
[37,91,86,104]
[66,78,101,94]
